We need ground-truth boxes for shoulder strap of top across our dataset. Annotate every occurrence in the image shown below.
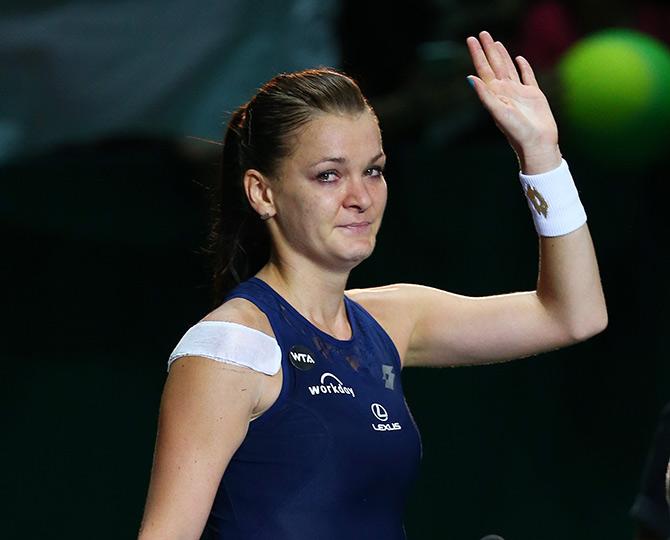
[224,278,281,316]
[224,277,299,354]
[343,294,403,371]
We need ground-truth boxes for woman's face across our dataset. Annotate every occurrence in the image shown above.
[269,109,387,272]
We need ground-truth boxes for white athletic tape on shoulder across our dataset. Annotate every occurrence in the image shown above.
[519,159,587,237]
[168,320,281,375]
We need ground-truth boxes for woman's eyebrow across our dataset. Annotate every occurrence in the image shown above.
[310,152,385,167]
[310,156,347,167]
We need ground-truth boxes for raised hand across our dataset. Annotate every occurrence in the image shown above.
[466,31,561,174]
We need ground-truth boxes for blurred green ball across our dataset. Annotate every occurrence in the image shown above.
[557,29,670,165]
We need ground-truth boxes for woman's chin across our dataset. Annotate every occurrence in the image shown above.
[336,242,376,268]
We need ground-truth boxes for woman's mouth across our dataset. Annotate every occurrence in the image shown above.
[339,221,371,233]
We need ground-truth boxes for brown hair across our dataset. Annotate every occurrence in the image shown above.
[207,68,372,305]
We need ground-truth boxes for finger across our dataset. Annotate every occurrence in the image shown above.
[478,31,509,81]
[515,55,539,87]
[466,36,496,83]
[467,75,506,115]
[495,41,520,83]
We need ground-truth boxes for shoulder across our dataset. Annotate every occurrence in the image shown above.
[202,296,275,339]
[346,283,455,329]
[345,284,432,363]
[168,297,280,376]
[347,282,491,340]
[346,283,442,317]
[346,284,466,366]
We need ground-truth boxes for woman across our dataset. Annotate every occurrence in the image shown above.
[138,31,607,539]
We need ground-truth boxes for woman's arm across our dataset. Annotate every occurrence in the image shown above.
[405,222,606,368]
[348,31,606,368]
[351,231,606,368]
[137,356,268,539]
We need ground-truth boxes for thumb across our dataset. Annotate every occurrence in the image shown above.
[467,75,502,114]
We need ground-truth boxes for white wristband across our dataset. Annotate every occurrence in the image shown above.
[519,158,587,237]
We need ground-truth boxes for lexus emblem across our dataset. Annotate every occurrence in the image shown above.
[370,403,388,422]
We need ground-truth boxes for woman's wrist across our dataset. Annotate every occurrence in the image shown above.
[517,144,562,175]
[519,158,587,237]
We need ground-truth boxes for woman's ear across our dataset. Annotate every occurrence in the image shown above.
[243,169,276,220]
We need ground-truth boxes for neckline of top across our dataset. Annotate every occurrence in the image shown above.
[249,277,357,346]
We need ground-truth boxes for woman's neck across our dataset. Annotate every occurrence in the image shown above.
[256,257,353,340]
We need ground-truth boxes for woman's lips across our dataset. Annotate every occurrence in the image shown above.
[338,221,371,233]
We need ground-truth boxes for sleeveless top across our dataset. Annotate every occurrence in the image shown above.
[202,277,422,540]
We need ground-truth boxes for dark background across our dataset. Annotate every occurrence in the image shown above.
[3,1,670,538]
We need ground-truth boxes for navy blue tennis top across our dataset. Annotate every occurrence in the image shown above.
[201,277,422,540]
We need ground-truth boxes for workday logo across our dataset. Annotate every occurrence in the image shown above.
[307,372,356,398]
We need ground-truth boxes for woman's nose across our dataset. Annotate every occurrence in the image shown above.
[343,176,372,211]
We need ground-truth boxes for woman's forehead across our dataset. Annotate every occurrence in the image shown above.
[291,111,383,165]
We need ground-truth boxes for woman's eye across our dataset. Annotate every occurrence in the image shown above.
[366,166,384,178]
[316,171,338,183]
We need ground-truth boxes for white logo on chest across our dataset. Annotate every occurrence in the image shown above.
[370,402,402,431]
[290,351,315,364]
[307,372,356,398]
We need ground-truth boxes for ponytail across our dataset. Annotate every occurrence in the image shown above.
[207,106,270,306]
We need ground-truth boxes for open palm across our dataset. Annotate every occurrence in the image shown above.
[466,31,559,165]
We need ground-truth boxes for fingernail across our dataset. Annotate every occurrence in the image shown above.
[467,77,475,88]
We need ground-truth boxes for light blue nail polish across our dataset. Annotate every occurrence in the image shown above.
[467,77,475,88]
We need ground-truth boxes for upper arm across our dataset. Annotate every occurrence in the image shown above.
[139,355,265,539]
[403,285,572,367]
[349,284,577,368]
[139,299,277,539]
